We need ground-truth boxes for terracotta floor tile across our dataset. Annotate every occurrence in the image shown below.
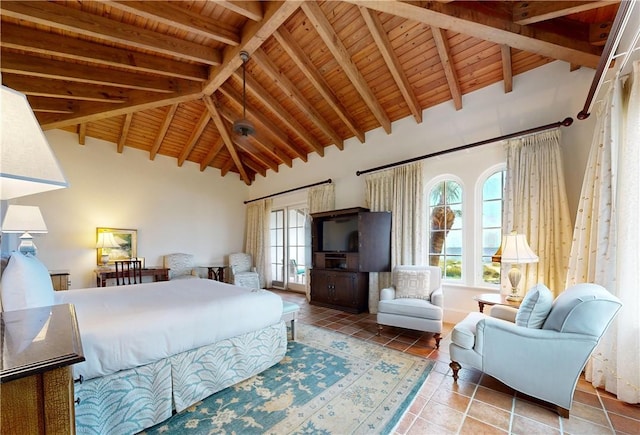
[608,411,640,434]
[419,401,465,432]
[573,389,602,409]
[561,415,614,434]
[385,339,411,352]
[570,401,610,427]
[430,387,471,412]
[406,416,455,435]
[351,329,376,340]
[600,395,640,419]
[474,386,515,412]
[512,414,561,434]
[405,345,433,358]
[458,416,508,434]
[408,394,428,415]
[394,411,416,435]
[467,400,511,431]
[441,376,478,398]
[513,398,561,429]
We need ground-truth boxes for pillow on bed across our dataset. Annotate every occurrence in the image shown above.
[0,252,55,311]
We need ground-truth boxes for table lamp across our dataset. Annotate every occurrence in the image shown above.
[96,232,120,266]
[499,231,539,301]
[1,205,48,255]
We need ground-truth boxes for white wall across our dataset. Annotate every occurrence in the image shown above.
[6,130,248,288]
[249,60,598,323]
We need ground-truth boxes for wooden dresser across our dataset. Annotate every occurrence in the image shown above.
[1,304,85,434]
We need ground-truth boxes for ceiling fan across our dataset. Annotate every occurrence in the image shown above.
[232,51,256,137]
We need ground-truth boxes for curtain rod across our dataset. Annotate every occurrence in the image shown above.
[244,178,332,204]
[356,117,573,177]
[577,0,635,120]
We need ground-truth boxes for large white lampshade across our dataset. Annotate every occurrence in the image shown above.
[499,232,539,301]
[1,205,48,255]
[0,85,69,200]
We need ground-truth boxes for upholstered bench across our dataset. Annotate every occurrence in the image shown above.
[282,301,300,341]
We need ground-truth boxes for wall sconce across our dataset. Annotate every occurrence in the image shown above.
[1,205,48,255]
[96,232,120,266]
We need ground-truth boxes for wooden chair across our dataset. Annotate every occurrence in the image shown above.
[114,259,142,285]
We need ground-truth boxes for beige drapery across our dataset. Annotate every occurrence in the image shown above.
[503,129,572,297]
[306,183,335,300]
[245,199,272,288]
[566,61,640,404]
[365,162,424,313]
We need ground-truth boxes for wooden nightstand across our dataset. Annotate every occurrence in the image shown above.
[473,293,521,313]
[50,270,71,291]
[1,304,85,434]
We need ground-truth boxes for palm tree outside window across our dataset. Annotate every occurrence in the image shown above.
[481,170,505,284]
[429,180,463,280]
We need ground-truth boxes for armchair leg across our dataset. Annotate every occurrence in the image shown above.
[376,324,383,336]
[450,361,461,381]
[434,333,441,349]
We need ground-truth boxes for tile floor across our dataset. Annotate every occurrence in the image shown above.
[273,290,640,435]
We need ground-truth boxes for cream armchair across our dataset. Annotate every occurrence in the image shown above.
[449,283,621,417]
[228,252,261,289]
[163,253,198,280]
[377,265,444,349]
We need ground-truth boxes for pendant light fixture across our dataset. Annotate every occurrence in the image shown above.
[232,51,256,136]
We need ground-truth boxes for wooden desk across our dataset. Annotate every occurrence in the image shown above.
[95,267,169,287]
[201,265,227,282]
[473,293,521,313]
[1,304,85,434]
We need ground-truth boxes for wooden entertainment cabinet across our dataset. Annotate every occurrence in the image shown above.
[310,207,391,313]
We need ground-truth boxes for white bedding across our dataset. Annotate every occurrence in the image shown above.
[54,279,283,380]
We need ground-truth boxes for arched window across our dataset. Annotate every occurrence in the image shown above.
[428,180,463,280]
[481,170,505,284]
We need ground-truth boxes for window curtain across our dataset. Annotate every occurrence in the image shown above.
[503,129,572,297]
[306,183,335,300]
[365,162,425,313]
[245,198,272,289]
[566,60,639,404]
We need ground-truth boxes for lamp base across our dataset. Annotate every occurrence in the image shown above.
[18,233,37,256]
[100,254,110,266]
[506,291,523,302]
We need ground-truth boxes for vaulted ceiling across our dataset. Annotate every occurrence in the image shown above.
[0,1,620,185]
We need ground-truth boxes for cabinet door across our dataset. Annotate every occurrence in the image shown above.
[310,270,330,304]
[331,273,358,308]
[359,212,392,272]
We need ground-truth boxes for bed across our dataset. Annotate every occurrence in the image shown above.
[0,252,287,435]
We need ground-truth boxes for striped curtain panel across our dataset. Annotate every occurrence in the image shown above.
[245,199,272,288]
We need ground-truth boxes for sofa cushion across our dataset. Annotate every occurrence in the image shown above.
[378,297,442,320]
[451,312,487,349]
[394,269,431,300]
[515,283,553,328]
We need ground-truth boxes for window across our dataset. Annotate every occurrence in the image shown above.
[481,170,505,284]
[428,180,463,280]
[269,210,285,286]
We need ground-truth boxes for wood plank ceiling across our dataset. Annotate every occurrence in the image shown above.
[1,1,619,185]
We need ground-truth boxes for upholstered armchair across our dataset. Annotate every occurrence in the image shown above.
[449,283,621,417]
[377,265,444,348]
[229,252,261,289]
[163,253,198,280]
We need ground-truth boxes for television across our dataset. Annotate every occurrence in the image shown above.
[322,216,359,252]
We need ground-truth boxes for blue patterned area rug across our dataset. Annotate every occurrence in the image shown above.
[141,324,434,435]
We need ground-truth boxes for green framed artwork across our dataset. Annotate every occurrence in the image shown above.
[96,227,137,265]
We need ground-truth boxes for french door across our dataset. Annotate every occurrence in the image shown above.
[269,205,309,291]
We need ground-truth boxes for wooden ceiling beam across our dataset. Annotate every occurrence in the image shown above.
[241,72,325,157]
[252,48,344,150]
[0,22,208,81]
[3,74,127,103]
[273,28,365,143]
[501,45,513,93]
[117,113,133,153]
[431,27,462,110]
[301,1,392,134]
[220,158,235,177]
[150,104,179,160]
[78,124,87,145]
[203,95,251,185]
[202,1,300,95]
[214,1,264,22]
[235,147,269,177]
[359,6,422,124]
[177,109,211,167]
[512,1,619,26]
[104,1,240,46]
[219,83,303,163]
[353,0,603,69]
[27,96,79,114]
[0,1,221,65]
[200,138,225,172]
[0,51,180,94]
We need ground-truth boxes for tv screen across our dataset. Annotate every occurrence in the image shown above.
[322,217,358,252]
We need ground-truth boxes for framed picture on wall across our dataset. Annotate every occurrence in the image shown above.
[96,227,137,265]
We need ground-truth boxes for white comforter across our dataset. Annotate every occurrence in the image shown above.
[54,279,283,380]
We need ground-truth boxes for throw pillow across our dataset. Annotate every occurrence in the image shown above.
[0,252,55,311]
[394,269,431,300]
[515,283,554,328]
